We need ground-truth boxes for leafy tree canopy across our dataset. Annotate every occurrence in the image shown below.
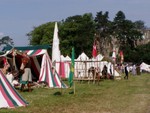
[59,13,95,57]
[27,10,148,63]
[27,22,55,45]
[113,11,143,50]
[0,36,14,51]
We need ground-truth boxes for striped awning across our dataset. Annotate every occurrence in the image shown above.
[24,49,47,56]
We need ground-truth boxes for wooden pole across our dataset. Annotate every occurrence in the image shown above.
[73,79,75,94]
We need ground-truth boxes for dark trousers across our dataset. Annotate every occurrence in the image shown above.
[124,72,128,79]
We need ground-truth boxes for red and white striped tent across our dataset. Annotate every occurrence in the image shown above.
[2,45,68,88]
[0,71,28,108]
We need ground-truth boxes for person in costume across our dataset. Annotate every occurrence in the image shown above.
[20,52,32,92]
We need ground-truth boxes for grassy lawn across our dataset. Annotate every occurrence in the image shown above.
[1,73,150,113]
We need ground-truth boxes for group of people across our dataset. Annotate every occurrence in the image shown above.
[0,51,32,92]
[100,63,138,80]
[122,63,138,80]
[0,57,16,85]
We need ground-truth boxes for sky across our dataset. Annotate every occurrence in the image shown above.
[0,0,150,46]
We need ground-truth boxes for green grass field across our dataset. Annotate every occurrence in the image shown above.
[1,73,150,113]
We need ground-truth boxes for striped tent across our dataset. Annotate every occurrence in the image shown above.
[2,45,68,88]
[0,71,28,108]
[38,52,67,88]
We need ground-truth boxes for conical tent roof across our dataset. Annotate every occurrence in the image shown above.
[52,22,60,63]
[96,54,104,61]
[39,52,67,88]
[65,55,71,61]
[77,52,89,61]
[0,71,28,108]
[52,22,61,78]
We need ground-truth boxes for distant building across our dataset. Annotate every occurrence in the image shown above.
[137,28,150,45]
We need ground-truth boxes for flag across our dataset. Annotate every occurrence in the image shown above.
[68,47,75,87]
[112,47,116,62]
[120,51,124,64]
[92,40,97,58]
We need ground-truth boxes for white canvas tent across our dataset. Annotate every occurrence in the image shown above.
[75,52,89,78]
[140,62,150,73]
[74,52,120,78]
[52,22,61,78]
[58,55,70,78]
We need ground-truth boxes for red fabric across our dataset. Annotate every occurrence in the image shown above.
[3,57,7,65]
[120,51,124,63]
[92,41,97,58]
[30,58,39,78]
[59,62,65,78]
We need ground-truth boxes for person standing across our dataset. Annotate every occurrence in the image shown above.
[132,64,136,75]
[102,65,107,79]
[124,64,129,79]
[20,52,32,92]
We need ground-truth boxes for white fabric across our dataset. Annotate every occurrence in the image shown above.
[0,91,9,108]
[21,68,32,82]
[96,54,104,61]
[76,52,89,61]
[65,55,71,61]
[5,73,14,85]
[140,62,150,72]
[20,63,25,70]
[52,22,60,63]
[0,73,24,107]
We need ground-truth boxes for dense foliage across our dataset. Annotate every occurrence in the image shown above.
[113,11,143,50]
[27,11,149,64]
[59,13,95,57]
[124,42,150,64]
[0,36,14,52]
[27,22,55,46]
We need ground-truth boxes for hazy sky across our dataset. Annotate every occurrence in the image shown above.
[0,0,149,46]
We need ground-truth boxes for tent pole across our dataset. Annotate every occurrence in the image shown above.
[73,79,75,94]
[12,49,18,70]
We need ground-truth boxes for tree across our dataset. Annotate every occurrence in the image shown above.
[125,42,150,64]
[134,20,146,29]
[113,11,127,48]
[0,36,14,51]
[27,22,55,45]
[59,13,95,57]
[27,10,147,62]
[0,36,14,45]
[27,13,95,58]
[94,11,113,56]
[113,11,143,51]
